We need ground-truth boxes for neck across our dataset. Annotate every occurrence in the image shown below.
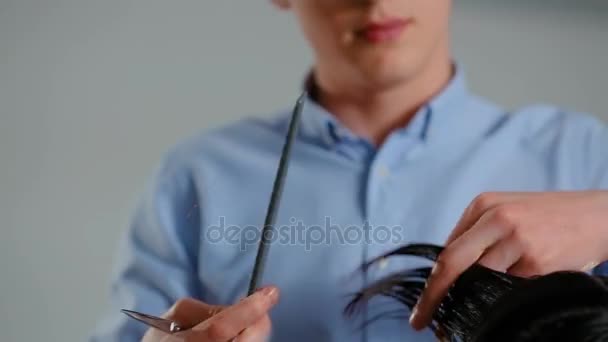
[311,52,453,147]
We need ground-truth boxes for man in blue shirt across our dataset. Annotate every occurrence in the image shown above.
[91,1,608,341]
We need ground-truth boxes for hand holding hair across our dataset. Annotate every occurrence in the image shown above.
[345,243,608,342]
[409,191,608,330]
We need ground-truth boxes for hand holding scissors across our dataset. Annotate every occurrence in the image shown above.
[128,286,279,342]
[121,91,304,341]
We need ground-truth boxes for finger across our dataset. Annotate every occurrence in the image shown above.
[508,258,540,277]
[411,209,511,330]
[235,315,272,342]
[445,192,523,245]
[477,236,523,273]
[142,326,174,342]
[142,324,192,342]
[163,297,225,329]
[582,261,600,272]
[508,253,598,278]
[191,286,280,341]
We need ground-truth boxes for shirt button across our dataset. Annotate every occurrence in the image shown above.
[377,165,390,178]
[378,258,389,270]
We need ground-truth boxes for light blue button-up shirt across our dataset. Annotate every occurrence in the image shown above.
[91,69,608,342]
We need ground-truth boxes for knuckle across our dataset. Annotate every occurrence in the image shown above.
[472,192,498,212]
[434,254,455,278]
[250,297,269,316]
[206,322,233,341]
[207,305,223,318]
[491,204,520,227]
[510,224,527,244]
[169,297,195,315]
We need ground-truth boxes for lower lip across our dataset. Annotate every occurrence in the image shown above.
[360,21,411,43]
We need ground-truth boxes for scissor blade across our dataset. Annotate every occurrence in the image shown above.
[121,309,180,333]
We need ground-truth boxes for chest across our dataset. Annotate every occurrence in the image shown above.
[194,140,579,341]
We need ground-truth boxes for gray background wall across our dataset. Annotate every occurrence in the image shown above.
[1,1,607,341]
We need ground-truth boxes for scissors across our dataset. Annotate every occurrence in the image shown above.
[121,309,183,333]
[120,91,306,334]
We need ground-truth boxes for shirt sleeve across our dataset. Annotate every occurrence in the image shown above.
[89,149,202,342]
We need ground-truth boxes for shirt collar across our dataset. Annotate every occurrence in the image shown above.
[297,64,485,149]
[423,65,469,143]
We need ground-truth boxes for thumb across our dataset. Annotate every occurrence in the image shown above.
[164,298,226,329]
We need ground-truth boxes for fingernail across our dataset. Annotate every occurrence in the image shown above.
[258,286,277,298]
[583,261,599,271]
[409,306,419,326]
[431,263,440,277]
